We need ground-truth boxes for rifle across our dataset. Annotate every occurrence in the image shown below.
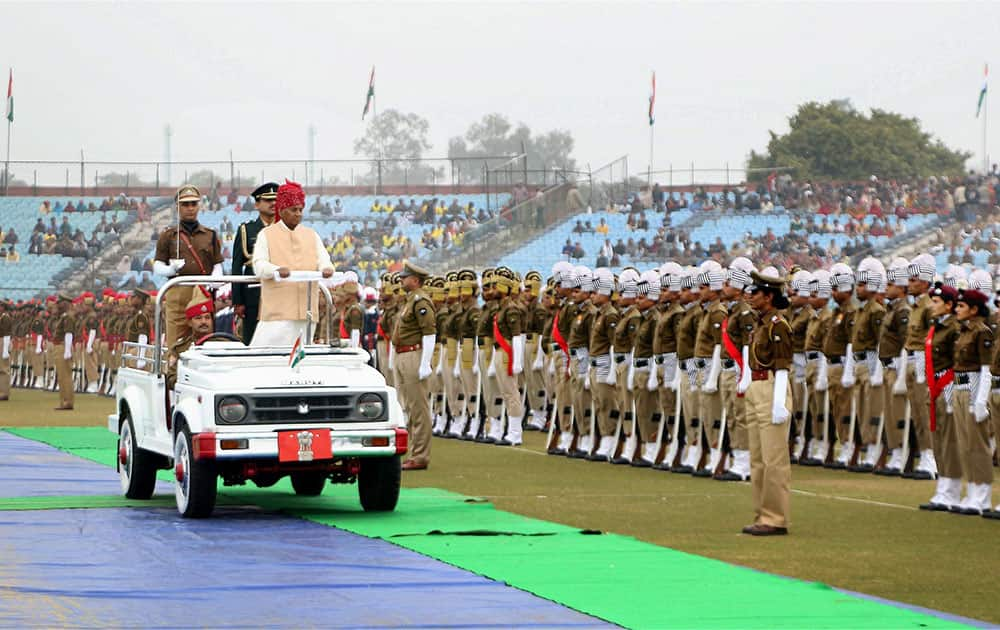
[794,380,810,461]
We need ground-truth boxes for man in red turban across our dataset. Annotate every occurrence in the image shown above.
[250,180,334,347]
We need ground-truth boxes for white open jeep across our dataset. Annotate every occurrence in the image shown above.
[108,275,407,518]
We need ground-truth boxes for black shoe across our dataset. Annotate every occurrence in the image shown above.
[653,461,673,471]
[459,433,476,441]
[982,510,1000,520]
[825,461,847,470]
[478,436,496,444]
[585,452,609,462]
[671,465,694,474]
[611,457,632,465]
[919,501,950,512]
[799,458,822,467]
[495,439,512,447]
[547,447,567,456]
[874,467,901,476]
[567,449,588,459]
[631,458,654,468]
[717,471,748,482]
[847,464,874,473]
[692,468,713,478]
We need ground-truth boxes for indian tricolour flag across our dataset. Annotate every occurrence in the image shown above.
[977,63,988,118]
[5,69,12,123]
[289,333,306,370]
[361,66,375,120]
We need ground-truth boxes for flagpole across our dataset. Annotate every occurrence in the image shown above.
[3,116,9,196]
[648,123,653,190]
[984,83,989,174]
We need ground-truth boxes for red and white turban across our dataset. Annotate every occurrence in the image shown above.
[275,179,305,221]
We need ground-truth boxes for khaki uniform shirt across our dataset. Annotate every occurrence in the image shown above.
[676,303,701,362]
[126,310,151,344]
[588,301,620,356]
[569,300,597,351]
[166,336,193,390]
[905,294,934,352]
[154,223,223,275]
[823,302,856,359]
[929,315,960,373]
[879,298,910,360]
[613,305,642,354]
[750,311,793,372]
[852,299,886,353]
[954,316,993,372]
[391,290,436,346]
[788,305,813,354]
[633,307,658,359]
[694,299,727,358]
[652,302,682,355]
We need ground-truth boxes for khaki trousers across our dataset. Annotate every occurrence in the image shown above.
[377,340,393,387]
[990,389,1000,449]
[633,369,659,442]
[746,374,792,528]
[164,285,194,351]
[429,345,444,414]
[53,343,74,408]
[459,338,478,419]
[0,354,9,397]
[554,352,574,433]
[443,341,463,421]
[681,370,701,447]
[570,356,593,436]
[525,341,547,415]
[807,361,828,442]
[953,388,993,485]
[590,369,617,436]
[827,365,854,445]
[857,364,883,446]
[495,351,524,419]
[85,345,98,385]
[906,359,934,453]
[882,368,908,450]
[658,370,678,443]
[480,345,502,420]
[394,350,431,465]
[932,392,961,480]
[614,361,632,436]
[721,370,748,450]
[30,343,44,382]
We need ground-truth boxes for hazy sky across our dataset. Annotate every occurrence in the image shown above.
[3,2,1000,184]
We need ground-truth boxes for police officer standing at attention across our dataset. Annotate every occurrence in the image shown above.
[392,261,437,470]
[739,268,793,536]
[232,182,279,344]
[153,185,224,351]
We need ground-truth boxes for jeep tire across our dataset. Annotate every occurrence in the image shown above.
[174,425,218,518]
[290,472,327,496]
[358,455,401,512]
[118,411,158,500]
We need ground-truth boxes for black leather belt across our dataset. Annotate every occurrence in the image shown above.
[551,343,561,351]
[881,357,895,367]
[477,338,485,347]
[853,351,867,361]
[992,375,1000,387]
[722,359,736,369]
[694,358,707,369]
[806,351,821,360]
[907,350,919,356]
[634,358,650,368]
[955,372,971,385]
[827,356,843,365]
[614,354,627,364]
[655,356,665,364]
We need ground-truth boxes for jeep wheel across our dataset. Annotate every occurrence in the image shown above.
[118,412,157,500]
[290,472,327,496]
[358,456,401,512]
[174,426,217,518]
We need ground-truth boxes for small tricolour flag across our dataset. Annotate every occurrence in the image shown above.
[648,71,655,126]
[289,333,306,369]
[362,66,375,120]
[977,63,988,118]
[5,69,12,123]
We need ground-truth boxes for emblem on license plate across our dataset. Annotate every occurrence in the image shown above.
[297,430,314,461]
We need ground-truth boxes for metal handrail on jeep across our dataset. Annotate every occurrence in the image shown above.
[151,275,335,372]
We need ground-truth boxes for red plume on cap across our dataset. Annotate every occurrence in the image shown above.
[275,179,305,220]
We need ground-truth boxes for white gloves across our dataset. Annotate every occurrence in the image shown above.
[914,350,926,384]
[387,343,396,370]
[472,342,480,375]
[453,341,462,378]
[686,360,700,392]
[737,346,751,394]
[604,353,618,386]
[892,349,908,395]
[792,352,807,385]
[153,259,185,277]
[815,355,829,392]
[841,344,856,388]
[702,345,722,394]
[772,369,790,425]
[418,334,435,380]
[63,333,73,359]
[35,336,43,354]
[871,353,884,387]
[86,329,96,354]
[974,365,991,423]
[532,340,544,371]
[1,336,9,360]
[584,368,591,390]
[646,359,658,390]
[512,335,525,375]
[487,346,497,377]
[668,355,682,392]
[349,329,361,349]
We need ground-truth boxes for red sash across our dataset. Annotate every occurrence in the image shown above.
[376,319,390,342]
[99,321,107,340]
[552,313,570,376]
[493,315,514,376]
[925,326,953,432]
[721,317,746,398]
[339,311,349,339]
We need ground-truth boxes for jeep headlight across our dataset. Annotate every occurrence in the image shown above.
[357,393,384,419]
[217,396,248,423]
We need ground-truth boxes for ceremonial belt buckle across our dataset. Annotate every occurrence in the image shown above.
[954,372,971,386]
[613,353,627,364]
[396,343,422,354]
[750,369,770,382]
[722,359,736,369]
[634,358,650,368]
[828,356,843,365]
[694,358,707,369]
[853,351,867,362]
[880,357,895,367]
[806,351,821,361]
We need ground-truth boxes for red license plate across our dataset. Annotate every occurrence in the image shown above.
[278,429,333,462]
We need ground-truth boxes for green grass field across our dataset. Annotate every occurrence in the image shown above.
[2,389,997,625]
